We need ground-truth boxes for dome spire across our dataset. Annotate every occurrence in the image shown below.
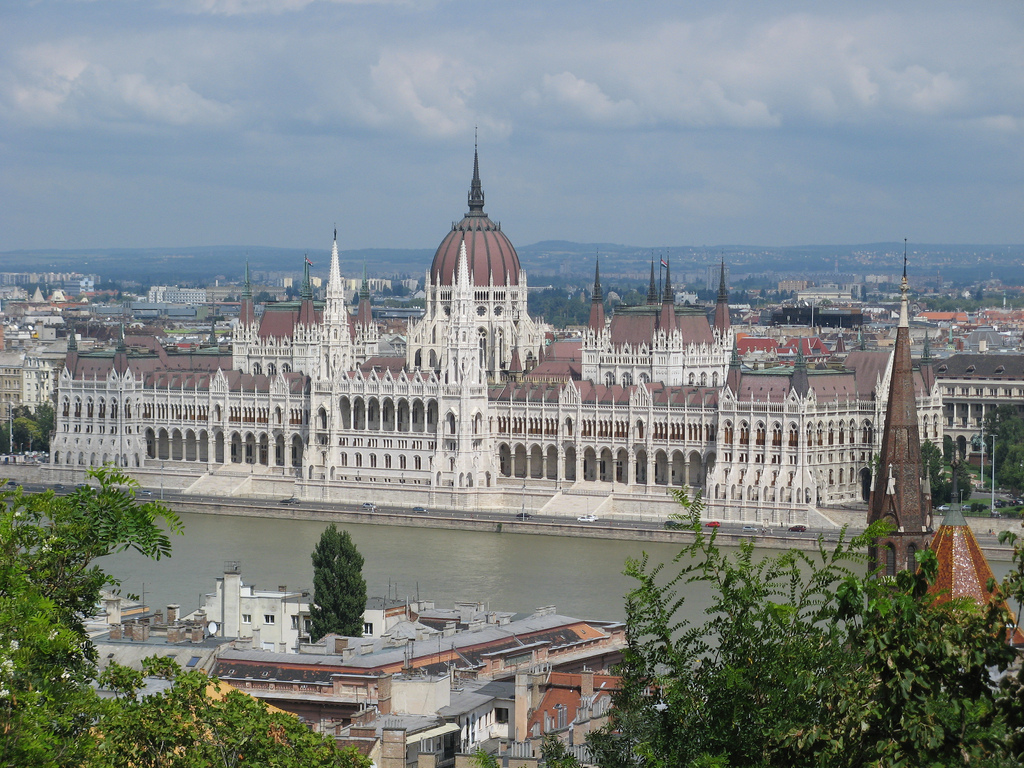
[468,128,485,215]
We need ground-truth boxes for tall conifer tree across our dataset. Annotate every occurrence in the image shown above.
[310,524,367,641]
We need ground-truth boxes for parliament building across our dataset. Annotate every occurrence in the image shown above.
[50,151,943,525]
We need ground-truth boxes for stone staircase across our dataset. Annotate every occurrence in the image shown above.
[538,483,615,519]
[184,466,257,498]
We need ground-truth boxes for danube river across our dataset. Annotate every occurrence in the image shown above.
[99,510,1016,624]
[99,511,701,622]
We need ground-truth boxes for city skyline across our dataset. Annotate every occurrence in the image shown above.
[2,1,1023,252]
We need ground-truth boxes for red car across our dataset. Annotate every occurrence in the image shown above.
[705,521,721,528]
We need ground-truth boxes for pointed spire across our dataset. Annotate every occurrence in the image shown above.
[726,338,742,392]
[301,255,312,300]
[240,261,255,327]
[868,257,931,573]
[858,327,866,350]
[67,324,77,351]
[328,227,342,296]
[922,332,932,362]
[646,260,658,304]
[117,323,127,352]
[714,259,731,335]
[357,260,373,327]
[208,311,217,347]
[468,130,485,216]
[662,257,673,303]
[589,253,606,332]
[360,261,370,302]
[242,260,252,300]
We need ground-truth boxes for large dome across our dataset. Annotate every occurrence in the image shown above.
[430,150,520,287]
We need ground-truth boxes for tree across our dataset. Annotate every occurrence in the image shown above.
[588,490,1018,768]
[96,658,369,768]
[0,467,182,767]
[922,439,952,505]
[309,524,367,641]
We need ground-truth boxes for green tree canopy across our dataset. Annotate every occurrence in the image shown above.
[588,490,1018,768]
[310,524,367,641]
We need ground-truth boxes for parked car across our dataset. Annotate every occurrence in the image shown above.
[664,520,684,530]
[788,525,807,532]
[936,505,950,511]
[515,511,532,520]
[412,506,428,513]
[705,521,721,528]
[577,514,598,522]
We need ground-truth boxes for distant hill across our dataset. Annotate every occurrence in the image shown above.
[3,242,1022,287]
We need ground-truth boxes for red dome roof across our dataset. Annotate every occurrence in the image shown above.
[429,149,520,287]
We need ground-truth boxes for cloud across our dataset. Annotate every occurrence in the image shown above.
[536,72,641,126]
[172,0,412,15]
[3,41,234,128]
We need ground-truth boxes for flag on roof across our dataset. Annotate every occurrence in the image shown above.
[305,256,313,266]
[660,257,668,268]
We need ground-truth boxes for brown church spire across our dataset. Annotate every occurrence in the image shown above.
[867,248,932,575]
[713,258,730,335]
[589,254,605,332]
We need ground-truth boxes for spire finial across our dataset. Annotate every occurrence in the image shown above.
[647,259,658,304]
[468,135,485,215]
[662,254,673,303]
[899,239,910,328]
[592,251,603,303]
[243,260,251,299]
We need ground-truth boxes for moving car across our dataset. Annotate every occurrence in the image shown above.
[412,506,428,513]
[280,496,299,505]
[515,511,532,520]
[788,525,807,532]
[705,521,721,528]
[361,502,377,511]
[741,525,758,532]
[664,520,684,530]
[577,514,598,522]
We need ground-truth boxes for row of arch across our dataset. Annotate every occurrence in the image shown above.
[52,450,141,468]
[144,428,304,467]
[497,443,708,487]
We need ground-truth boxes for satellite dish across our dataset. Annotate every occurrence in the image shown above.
[207,621,218,636]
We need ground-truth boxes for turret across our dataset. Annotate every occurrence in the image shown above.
[713,259,730,335]
[659,258,676,332]
[646,261,658,305]
[589,255,605,332]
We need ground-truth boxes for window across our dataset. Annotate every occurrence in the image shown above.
[495,707,509,724]
[363,622,373,636]
[241,614,252,624]
[291,615,300,630]
[264,614,275,625]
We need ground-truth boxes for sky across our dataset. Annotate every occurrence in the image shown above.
[1,0,1023,253]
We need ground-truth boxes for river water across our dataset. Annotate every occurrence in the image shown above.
[99,511,701,622]
[99,511,1016,625]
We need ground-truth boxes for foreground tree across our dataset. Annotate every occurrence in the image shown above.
[96,658,369,768]
[588,490,1018,768]
[310,524,367,641]
[0,468,182,767]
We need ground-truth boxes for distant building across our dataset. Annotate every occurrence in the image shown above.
[147,285,208,304]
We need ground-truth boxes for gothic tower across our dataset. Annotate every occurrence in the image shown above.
[867,259,932,575]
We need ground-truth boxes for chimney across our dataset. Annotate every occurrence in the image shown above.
[104,597,122,625]
[129,622,150,642]
[378,674,393,715]
[580,671,594,698]
[167,625,186,643]
[190,626,205,643]
[166,604,179,624]
[108,623,123,640]
[334,637,348,655]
